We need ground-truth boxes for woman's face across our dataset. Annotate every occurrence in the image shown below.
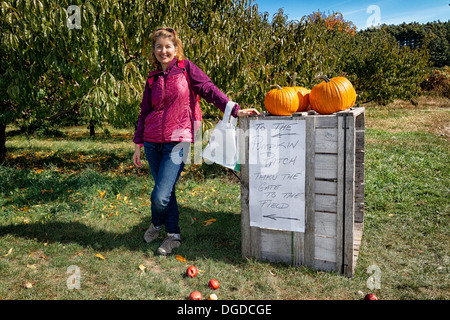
[154,37,177,71]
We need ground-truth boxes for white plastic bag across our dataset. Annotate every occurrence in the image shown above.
[202,101,239,171]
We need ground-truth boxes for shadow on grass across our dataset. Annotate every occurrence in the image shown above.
[0,220,142,250]
[1,131,241,263]
[0,207,243,264]
[0,166,241,263]
[5,128,137,172]
[5,145,235,180]
[0,167,146,210]
[6,147,135,173]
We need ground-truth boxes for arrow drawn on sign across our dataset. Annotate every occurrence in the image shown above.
[263,214,301,221]
[271,133,297,138]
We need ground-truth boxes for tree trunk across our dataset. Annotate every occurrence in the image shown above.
[89,120,95,137]
[0,122,6,165]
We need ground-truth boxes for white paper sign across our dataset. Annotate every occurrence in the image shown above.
[248,119,306,232]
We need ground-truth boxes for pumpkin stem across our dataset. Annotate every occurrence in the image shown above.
[270,84,283,90]
[314,75,331,83]
[289,72,297,87]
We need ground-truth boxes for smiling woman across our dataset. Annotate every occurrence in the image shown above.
[132,27,259,256]
[150,28,185,71]
[154,38,177,71]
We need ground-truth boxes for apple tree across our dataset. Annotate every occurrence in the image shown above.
[0,0,158,163]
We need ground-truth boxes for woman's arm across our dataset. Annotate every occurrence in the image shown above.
[184,60,260,118]
[133,80,153,145]
[132,79,153,168]
[183,60,238,116]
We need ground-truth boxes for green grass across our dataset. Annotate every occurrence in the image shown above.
[362,129,449,299]
[1,101,449,300]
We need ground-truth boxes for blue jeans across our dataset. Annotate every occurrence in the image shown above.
[144,141,189,234]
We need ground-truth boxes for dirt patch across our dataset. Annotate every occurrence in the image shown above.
[144,258,162,274]
[365,96,450,140]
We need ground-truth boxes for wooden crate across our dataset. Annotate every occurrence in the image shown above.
[239,107,365,277]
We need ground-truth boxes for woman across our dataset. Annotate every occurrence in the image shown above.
[132,27,259,255]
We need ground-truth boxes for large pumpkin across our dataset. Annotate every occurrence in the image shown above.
[293,87,311,112]
[309,76,356,115]
[264,85,300,116]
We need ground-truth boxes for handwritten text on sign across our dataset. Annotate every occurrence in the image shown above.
[249,119,306,232]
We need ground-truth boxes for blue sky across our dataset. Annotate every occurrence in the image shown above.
[253,0,450,30]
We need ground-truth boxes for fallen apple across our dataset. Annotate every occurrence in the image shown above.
[186,266,198,278]
[207,293,218,300]
[189,291,202,300]
[364,293,379,300]
[208,279,220,290]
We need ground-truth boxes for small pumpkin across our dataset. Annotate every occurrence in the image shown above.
[309,76,356,115]
[293,87,311,112]
[264,85,300,116]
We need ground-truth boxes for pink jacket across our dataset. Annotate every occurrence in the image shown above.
[133,59,240,144]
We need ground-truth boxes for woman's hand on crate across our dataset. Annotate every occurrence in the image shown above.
[237,108,260,117]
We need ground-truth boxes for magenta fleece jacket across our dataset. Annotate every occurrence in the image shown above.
[133,59,240,145]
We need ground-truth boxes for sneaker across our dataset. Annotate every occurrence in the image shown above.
[157,233,181,255]
[143,224,161,243]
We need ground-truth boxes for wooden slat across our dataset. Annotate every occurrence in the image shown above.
[293,231,304,266]
[315,194,337,213]
[314,235,336,262]
[343,113,356,277]
[315,153,338,180]
[354,202,365,222]
[335,112,356,276]
[351,106,366,119]
[336,115,345,274]
[240,116,251,258]
[355,182,365,202]
[355,163,365,186]
[314,259,336,272]
[315,128,338,154]
[354,111,365,238]
[315,180,337,195]
[314,115,338,128]
[259,229,304,266]
[353,221,364,267]
[304,116,316,268]
[354,108,365,129]
[315,212,337,237]
[260,229,292,264]
[355,131,365,152]
[355,149,365,166]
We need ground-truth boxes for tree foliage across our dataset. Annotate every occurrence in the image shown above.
[0,0,439,163]
[378,21,449,68]
[345,29,430,104]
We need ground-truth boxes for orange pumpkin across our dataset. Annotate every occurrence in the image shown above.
[264,85,300,116]
[293,87,311,112]
[309,76,356,115]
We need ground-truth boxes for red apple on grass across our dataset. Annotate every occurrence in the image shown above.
[186,266,198,278]
[364,293,379,300]
[208,279,220,290]
[189,291,202,300]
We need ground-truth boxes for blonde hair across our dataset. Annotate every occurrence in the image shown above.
[150,28,185,70]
